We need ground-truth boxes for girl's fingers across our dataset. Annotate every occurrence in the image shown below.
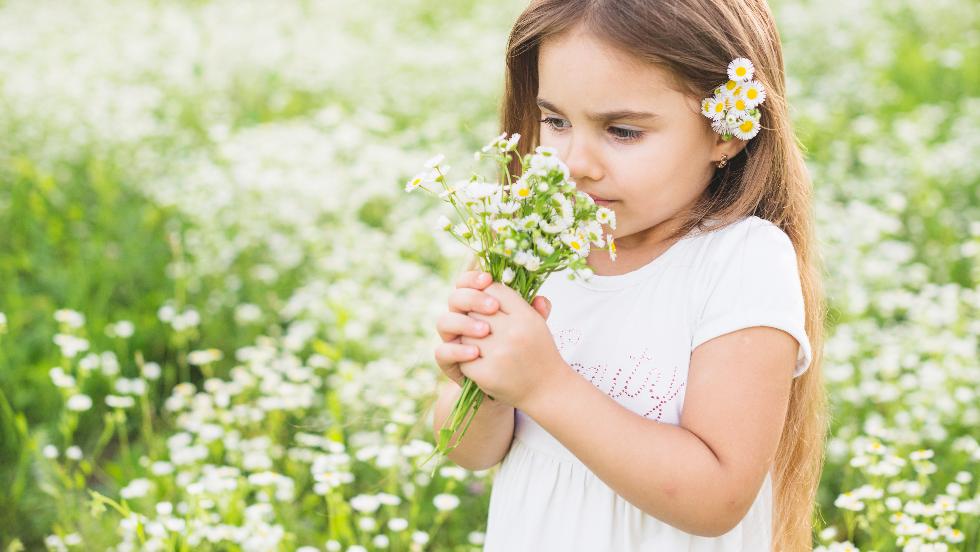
[455,270,493,290]
[436,311,490,343]
[433,342,480,385]
[531,295,552,319]
[448,287,499,315]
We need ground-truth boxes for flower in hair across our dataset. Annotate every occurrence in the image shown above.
[700,57,766,141]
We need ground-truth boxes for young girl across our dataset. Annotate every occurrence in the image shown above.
[431,0,828,550]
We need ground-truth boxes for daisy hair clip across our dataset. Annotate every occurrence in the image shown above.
[700,57,767,142]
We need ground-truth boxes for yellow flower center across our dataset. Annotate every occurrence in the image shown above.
[735,99,746,111]
[740,120,755,132]
[570,241,581,250]
[725,80,737,91]
[714,103,725,113]
[736,66,747,77]
[518,188,529,197]
[747,88,758,100]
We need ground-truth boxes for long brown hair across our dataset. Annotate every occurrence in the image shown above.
[476,0,829,549]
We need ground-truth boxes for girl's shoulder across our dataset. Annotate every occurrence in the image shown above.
[690,215,795,263]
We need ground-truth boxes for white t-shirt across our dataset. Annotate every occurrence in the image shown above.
[482,215,812,551]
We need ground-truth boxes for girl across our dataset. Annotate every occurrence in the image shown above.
[432,0,827,550]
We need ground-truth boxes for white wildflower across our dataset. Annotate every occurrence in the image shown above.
[54,309,85,328]
[66,394,93,412]
[433,493,460,511]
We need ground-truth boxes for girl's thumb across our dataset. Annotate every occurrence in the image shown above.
[533,296,552,319]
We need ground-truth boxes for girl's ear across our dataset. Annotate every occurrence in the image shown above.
[713,133,749,164]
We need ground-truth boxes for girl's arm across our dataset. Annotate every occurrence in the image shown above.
[433,380,516,471]
[520,325,796,537]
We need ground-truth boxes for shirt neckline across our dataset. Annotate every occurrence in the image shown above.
[569,223,708,291]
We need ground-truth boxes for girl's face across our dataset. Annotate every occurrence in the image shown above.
[536,25,745,257]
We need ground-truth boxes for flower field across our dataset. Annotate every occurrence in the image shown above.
[0,0,976,550]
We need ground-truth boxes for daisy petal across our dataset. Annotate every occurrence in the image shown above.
[727,57,755,82]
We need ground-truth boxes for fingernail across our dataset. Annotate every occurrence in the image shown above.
[479,273,490,283]
[468,346,479,355]
[485,298,495,308]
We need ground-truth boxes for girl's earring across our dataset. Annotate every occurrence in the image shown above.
[716,154,729,169]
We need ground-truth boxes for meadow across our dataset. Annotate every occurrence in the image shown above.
[0,0,976,550]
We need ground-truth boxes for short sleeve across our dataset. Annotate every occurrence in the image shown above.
[690,220,812,378]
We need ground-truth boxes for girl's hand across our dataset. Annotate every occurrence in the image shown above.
[434,271,551,387]
[459,282,563,409]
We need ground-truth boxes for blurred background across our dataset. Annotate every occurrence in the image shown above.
[0,0,977,550]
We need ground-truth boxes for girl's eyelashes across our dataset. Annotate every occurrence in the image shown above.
[539,116,644,143]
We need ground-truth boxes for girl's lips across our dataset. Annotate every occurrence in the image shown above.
[587,194,615,205]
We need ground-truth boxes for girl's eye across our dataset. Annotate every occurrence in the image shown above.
[539,116,644,143]
[540,116,569,131]
[608,126,643,142]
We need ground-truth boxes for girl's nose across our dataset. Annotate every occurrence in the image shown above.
[562,135,604,184]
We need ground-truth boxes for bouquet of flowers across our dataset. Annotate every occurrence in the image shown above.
[405,132,617,472]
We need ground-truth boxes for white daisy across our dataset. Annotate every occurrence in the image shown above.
[700,97,714,119]
[731,115,762,140]
[481,132,507,153]
[742,80,767,108]
[595,206,617,229]
[490,219,513,234]
[504,133,521,151]
[728,95,750,118]
[554,159,571,181]
[501,267,516,284]
[607,234,617,261]
[519,213,542,230]
[583,220,605,246]
[513,250,531,267]
[539,215,569,234]
[468,199,488,214]
[727,57,755,82]
[722,79,740,96]
[560,230,590,258]
[404,170,436,193]
[524,254,542,271]
[711,118,732,138]
[703,96,728,121]
[530,153,557,172]
[503,238,518,256]
[424,153,445,169]
[496,199,520,215]
[554,194,575,226]
[512,177,532,200]
[463,181,500,200]
[535,237,555,255]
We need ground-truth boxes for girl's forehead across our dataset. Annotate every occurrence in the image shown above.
[538,30,681,100]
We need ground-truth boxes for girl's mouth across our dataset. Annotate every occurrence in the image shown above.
[587,194,615,206]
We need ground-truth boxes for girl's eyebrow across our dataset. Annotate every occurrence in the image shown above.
[536,98,659,123]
